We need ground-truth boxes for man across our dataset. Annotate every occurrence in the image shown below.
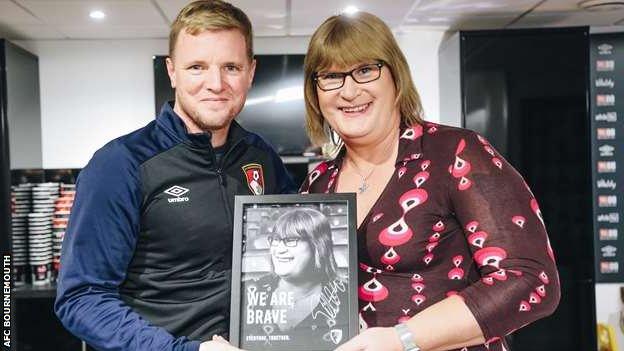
[55,1,296,350]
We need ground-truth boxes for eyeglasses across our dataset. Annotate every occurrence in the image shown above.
[313,62,384,91]
[267,236,300,247]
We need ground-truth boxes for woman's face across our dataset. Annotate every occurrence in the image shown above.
[316,62,400,145]
[270,236,314,280]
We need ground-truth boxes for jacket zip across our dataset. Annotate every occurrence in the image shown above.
[213,138,245,226]
[215,138,245,185]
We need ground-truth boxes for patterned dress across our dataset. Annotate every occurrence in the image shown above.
[300,122,560,351]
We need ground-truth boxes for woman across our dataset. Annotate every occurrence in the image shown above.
[300,12,560,351]
[241,207,348,350]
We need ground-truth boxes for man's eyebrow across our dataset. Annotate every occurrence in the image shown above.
[180,60,246,67]
[182,60,204,66]
[222,61,245,66]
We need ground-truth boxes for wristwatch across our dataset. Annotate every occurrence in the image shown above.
[394,323,421,351]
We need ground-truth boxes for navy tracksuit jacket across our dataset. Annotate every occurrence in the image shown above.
[55,103,296,350]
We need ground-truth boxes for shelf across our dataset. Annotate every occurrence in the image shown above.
[14,283,57,299]
[280,155,326,164]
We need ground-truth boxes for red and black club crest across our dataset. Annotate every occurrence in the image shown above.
[242,163,265,195]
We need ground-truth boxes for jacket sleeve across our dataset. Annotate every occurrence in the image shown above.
[449,132,561,341]
[54,145,200,351]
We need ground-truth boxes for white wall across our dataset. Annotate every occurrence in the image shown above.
[396,29,447,124]
[16,39,168,169]
[15,31,445,169]
[437,32,462,128]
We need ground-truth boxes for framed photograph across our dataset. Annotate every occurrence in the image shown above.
[230,193,358,351]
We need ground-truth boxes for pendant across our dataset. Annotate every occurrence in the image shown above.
[358,181,369,194]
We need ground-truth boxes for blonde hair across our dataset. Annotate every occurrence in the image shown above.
[169,0,253,60]
[304,12,424,148]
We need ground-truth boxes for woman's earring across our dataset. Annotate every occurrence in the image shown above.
[325,122,341,146]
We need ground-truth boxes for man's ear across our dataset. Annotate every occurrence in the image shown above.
[248,58,257,88]
[166,56,176,89]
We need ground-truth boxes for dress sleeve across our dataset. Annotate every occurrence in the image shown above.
[299,161,332,194]
[448,132,561,341]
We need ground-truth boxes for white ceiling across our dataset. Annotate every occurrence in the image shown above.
[0,0,620,40]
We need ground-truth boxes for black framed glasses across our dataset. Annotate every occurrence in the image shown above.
[313,62,384,91]
[267,236,300,247]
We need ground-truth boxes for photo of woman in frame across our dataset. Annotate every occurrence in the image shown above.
[240,206,349,350]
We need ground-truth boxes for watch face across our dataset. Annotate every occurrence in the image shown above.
[395,324,420,351]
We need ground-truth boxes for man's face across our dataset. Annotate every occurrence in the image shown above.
[167,29,255,134]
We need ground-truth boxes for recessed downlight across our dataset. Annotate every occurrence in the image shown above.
[578,0,624,11]
[343,5,359,15]
[89,10,106,20]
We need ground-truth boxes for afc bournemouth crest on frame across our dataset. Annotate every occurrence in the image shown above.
[242,163,265,195]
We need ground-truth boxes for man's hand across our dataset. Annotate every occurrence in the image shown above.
[199,335,244,351]
[334,327,403,351]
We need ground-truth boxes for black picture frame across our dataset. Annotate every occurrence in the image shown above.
[230,193,358,350]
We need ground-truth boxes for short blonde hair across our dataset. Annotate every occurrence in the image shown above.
[169,0,253,60]
[304,12,424,147]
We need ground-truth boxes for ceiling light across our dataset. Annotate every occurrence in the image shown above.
[578,0,624,11]
[343,6,359,15]
[473,2,505,9]
[89,10,106,20]
[428,17,450,23]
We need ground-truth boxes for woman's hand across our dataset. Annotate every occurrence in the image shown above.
[199,335,244,351]
[334,327,403,351]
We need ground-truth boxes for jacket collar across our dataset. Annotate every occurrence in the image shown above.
[156,101,249,149]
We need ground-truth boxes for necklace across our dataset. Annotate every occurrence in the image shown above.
[345,134,399,194]
[348,158,377,194]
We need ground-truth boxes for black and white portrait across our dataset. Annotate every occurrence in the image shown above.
[230,194,357,351]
